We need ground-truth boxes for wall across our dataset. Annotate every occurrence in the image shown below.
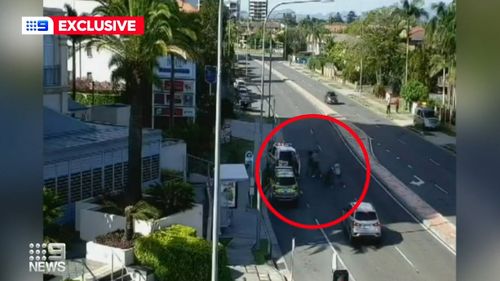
[160,140,187,173]
[90,105,130,126]
[43,92,69,114]
[79,204,203,241]
[69,44,115,83]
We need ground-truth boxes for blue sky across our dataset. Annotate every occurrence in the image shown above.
[239,0,452,16]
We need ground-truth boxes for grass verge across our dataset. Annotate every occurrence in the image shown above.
[221,137,254,164]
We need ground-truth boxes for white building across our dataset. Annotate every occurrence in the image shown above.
[224,0,240,19]
[249,0,267,21]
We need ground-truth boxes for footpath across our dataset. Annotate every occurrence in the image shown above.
[287,62,456,152]
[255,59,456,253]
[223,119,288,281]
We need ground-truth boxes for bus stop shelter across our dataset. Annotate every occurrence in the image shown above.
[219,164,248,229]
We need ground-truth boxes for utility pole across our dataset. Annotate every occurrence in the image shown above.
[359,22,363,93]
[267,38,273,118]
[210,0,224,279]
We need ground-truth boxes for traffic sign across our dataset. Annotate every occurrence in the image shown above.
[245,151,253,165]
[205,65,217,84]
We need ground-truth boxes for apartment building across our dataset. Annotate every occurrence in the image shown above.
[249,0,267,21]
[224,0,241,19]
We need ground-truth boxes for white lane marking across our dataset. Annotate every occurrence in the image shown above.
[306,203,311,208]
[377,142,381,146]
[375,125,381,128]
[429,158,441,166]
[385,149,391,153]
[396,156,400,160]
[410,175,425,187]
[408,164,413,169]
[310,129,314,135]
[395,246,419,272]
[398,139,407,144]
[330,123,456,255]
[317,145,322,151]
[434,184,449,194]
[315,218,357,281]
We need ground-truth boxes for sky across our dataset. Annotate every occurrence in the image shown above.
[240,0,453,16]
[43,0,452,18]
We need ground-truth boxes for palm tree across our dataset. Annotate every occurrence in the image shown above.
[90,0,198,205]
[63,4,87,101]
[398,0,428,84]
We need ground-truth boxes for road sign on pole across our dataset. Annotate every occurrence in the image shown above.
[205,65,217,84]
[291,237,295,281]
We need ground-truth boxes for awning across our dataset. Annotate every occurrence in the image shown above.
[220,164,249,181]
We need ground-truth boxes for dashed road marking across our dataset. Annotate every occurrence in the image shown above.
[410,175,425,187]
[429,158,441,166]
[315,218,357,281]
[306,203,311,208]
[396,156,400,160]
[395,246,419,273]
[385,149,391,153]
[398,139,407,144]
[408,164,413,169]
[317,145,322,151]
[434,184,448,194]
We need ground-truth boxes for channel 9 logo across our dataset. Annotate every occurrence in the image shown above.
[22,17,54,35]
[28,242,66,273]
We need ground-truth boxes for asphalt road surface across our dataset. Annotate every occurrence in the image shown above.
[271,59,456,225]
[241,57,455,281]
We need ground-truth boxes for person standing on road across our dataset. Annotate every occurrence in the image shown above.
[385,91,392,116]
[395,96,400,113]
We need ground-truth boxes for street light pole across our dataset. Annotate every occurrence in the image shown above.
[211,0,224,279]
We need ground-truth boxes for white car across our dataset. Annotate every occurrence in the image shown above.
[233,79,245,89]
[342,202,382,244]
[414,107,440,130]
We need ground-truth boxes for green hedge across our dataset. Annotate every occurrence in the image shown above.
[134,225,232,281]
[75,92,122,106]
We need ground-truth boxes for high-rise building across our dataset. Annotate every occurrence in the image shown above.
[224,0,241,19]
[249,0,267,21]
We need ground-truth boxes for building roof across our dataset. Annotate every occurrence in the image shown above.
[44,107,161,163]
[409,26,425,42]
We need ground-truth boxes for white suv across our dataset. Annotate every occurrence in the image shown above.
[342,202,382,244]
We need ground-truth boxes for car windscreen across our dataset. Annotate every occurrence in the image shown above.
[355,211,377,221]
[278,177,296,186]
[423,110,435,118]
[279,151,294,162]
[327,92,336,97]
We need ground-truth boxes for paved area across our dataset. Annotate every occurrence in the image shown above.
[223,169,285,281]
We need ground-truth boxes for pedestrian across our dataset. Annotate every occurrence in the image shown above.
[395,96,400,113]
[385,92,391,116]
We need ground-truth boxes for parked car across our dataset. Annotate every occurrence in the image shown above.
[324,91,339,104]
[269,166,300,206]
[233,79,245,89]
[414,107,440,130]
[342,202,382,244]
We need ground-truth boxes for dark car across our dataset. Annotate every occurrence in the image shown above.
[324,91,339,104]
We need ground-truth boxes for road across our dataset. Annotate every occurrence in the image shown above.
[241,58,456,281]
[270,60,456,225]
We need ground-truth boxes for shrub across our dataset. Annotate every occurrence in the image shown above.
[372,84,386,98]
[401,80,429,103]
[145,181,195,216]
[95,229,142,249]
[134,225,232,281]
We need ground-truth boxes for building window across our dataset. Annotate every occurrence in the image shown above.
[44,178,56,191]
[87,72,93,81]
[123,162,128,186]
[70,172,82,202]
[151,155,160,180]
[92,168,103,197]
[114,163,124,191]
[82,170,92,199]
[104,165,113,192]
[86,46,93,58]
[142,157,152,182]
[56,175,69,205]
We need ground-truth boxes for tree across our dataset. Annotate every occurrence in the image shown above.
[401,80,428,105]
[285,27,306,56]
[346,11,358,23]
[331,12,344,23]
[63,4,87,101]
[90,0,198,204]
[146,181,195,216]
[396,0,428,84]
[283,12,297,27]
[43,187,63,233]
